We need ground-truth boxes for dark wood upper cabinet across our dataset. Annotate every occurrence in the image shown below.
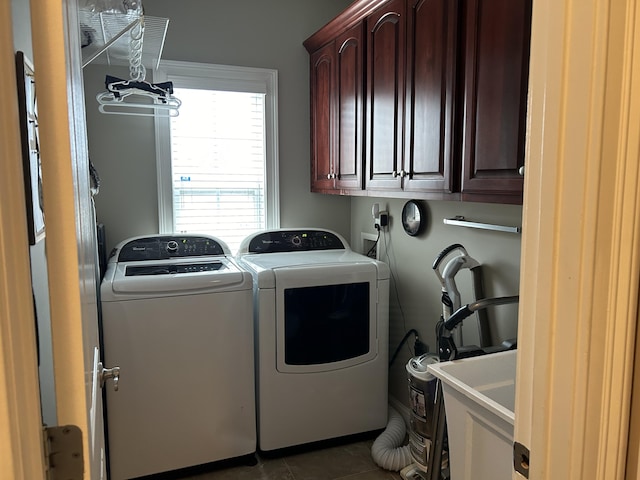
[304,0,532,205]
[459,0,532,203]
[335,23,365,190]
[307,23,365,194]
[309,42,336,193]
[365,0,405,192]
[403,0,458,194]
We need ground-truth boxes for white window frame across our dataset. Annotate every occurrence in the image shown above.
[154,60,280,235]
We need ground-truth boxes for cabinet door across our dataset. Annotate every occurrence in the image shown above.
[403,0,458,193]
[365,0,406,191]
[460,0,532,203]
[309,42,337,193]
[335,23,364,191]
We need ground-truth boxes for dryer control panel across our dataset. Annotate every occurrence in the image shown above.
[246,230,345,254]
[117,236,226,262]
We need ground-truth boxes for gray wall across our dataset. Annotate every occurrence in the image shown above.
[83,0,523,408]
[85,0,354,252]
[351,197,522,403]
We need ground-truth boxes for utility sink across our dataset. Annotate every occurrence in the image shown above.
[427,349,516,480]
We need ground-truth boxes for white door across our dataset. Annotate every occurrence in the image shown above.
[1,0,106,477]
[30,0,108,478]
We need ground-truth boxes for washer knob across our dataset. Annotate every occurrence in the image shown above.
[166,240,179,253]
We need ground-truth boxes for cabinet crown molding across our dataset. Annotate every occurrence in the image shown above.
[304,0,390,53]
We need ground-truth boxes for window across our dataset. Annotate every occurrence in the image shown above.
[154,61,279,253]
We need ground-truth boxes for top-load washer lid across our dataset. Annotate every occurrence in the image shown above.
[107,259,248,295]
[124,262,224,276]
[101,234,252,298]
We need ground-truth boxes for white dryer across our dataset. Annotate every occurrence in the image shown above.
[100,234,256,479]
[237,229,390,451]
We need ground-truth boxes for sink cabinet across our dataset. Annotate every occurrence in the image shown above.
[304,0,531,204]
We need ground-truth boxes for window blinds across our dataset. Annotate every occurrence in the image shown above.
[170,88,266,253]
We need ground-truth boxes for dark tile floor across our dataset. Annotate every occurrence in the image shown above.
[171,437,404,480]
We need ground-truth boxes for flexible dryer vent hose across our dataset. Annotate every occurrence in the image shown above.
[371,406,413,471]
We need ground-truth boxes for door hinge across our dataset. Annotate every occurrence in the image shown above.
[43,425,83,480]
[513,441,530,478]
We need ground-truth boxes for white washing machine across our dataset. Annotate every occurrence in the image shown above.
[100,234,256,479]
[236,228,390,451]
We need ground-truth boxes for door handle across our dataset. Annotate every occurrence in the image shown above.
[98,362,121,391]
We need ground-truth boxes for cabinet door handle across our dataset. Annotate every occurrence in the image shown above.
[392,171,398,178]
[518,166,525,176]
[400,170,407,178]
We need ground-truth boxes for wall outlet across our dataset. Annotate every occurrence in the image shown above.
[361,232,379,259]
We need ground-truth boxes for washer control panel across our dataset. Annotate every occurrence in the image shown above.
[117,236,226,262]
[125,262,224,276]
[246,230,345,254]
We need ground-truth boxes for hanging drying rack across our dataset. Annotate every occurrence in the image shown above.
[79,4,180,117]
[79,7,169,71]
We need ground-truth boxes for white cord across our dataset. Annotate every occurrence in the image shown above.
[381,230,412,357]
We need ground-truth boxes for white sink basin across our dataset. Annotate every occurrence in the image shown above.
[427,349,516,480]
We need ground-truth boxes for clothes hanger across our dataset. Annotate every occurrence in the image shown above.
[96,75,181,117]
[95,15,181,117]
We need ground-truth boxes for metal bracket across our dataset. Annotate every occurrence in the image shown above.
[513,441,530,478]
[43,425,83,480]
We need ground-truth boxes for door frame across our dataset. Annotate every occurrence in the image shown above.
[515,0,640,478]
[4,0,640,478]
